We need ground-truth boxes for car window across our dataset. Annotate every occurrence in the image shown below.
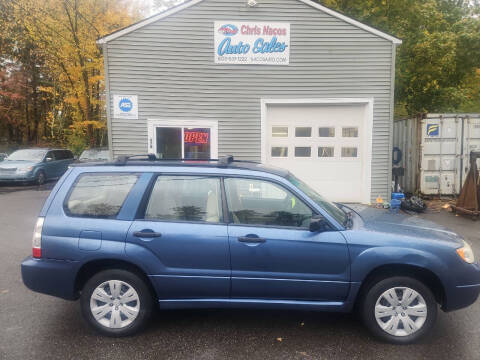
[145,176,223,223]
[63,150,74,159]
[46,151,56,161]
[66,174,139,218]
[224,178,313,228]
[54,150,65,160]
[6,149,47,162]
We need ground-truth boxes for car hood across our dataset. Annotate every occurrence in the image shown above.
[346,204,464,246]
[0,160,37,169]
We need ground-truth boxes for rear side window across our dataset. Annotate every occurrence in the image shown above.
[66,174,139,218]
[145,176,222,223]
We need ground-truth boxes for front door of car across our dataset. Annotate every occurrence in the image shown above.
[224,177,350,302]
[126,175,230,299]
[43,151,58,178]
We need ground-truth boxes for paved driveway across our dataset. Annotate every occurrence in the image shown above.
[1,188,479,360]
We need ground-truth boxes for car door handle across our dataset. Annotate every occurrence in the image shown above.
[238,236,266,243]
[133,230,162,238]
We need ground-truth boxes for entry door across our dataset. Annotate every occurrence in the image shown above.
[126,174,230,299]
[147,119,218,160]
[224,177,350,301]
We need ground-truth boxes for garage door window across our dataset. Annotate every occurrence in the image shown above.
[319,127,335,137]
[272,127,288,137]
[295,147,311,157]
[318,147,334,158]
[295,127,312,137]
[342,147,358,157]
[271,147,288,157]
[342,127,358,137]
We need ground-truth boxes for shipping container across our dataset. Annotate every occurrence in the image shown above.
[393,114,480,195]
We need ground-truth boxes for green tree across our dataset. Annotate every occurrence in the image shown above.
[320,0,480,117]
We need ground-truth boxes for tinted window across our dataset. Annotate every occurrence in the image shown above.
[67,174,139,218]
[64,150,74,159]
[53,150,64,160]
[224,178,313,228]
[145,176,222,223]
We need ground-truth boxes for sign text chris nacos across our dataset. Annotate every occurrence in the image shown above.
[214,21,290,65]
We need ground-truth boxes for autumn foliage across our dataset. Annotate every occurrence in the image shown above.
[0,0,141,153]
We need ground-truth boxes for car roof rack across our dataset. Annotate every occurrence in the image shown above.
[113,154,259,167]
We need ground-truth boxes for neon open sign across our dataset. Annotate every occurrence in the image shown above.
[184,131,209,144]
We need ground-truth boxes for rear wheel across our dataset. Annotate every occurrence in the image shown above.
[361,276,437,344]
[80,269,153,337]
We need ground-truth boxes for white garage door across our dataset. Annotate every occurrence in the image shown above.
[264,102,372,203]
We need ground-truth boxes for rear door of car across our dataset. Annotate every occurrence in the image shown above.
[125,174,230,300]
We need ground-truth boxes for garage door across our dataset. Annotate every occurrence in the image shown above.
[264,102,372,203]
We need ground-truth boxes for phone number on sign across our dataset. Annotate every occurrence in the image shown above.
[216,56,288,64]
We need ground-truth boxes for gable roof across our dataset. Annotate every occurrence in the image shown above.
[97,0,402,45]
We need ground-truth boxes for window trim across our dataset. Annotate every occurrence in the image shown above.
[222,175,322,230]
[63,172,141,220]
[138,173,226,225]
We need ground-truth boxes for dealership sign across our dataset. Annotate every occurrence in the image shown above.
[113,95,138,119]
[214,21,290,65]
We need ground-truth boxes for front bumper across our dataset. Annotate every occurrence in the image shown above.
[21,257,79,300]
[443,263,480,311]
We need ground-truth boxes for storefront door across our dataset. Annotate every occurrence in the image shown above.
[147,120,218,160]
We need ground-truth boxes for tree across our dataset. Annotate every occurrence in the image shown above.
[0,0,141,151]
[319,0,480,117]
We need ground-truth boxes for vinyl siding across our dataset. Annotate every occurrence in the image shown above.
[105,0,395,202]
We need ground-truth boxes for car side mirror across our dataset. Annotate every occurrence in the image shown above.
[45,157,53,162]
[309,216,329,232]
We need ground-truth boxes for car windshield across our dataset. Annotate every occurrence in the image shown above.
[79,149,109,161]
[6,149,46,162]
[286,173,347,226]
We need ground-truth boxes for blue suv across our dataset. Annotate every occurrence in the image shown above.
[21,156,480,343]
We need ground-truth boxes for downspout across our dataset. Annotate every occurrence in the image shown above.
[102,42,114,161]
[387,43,398,200]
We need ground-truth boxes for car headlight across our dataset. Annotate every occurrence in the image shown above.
[16,166,33,174]
[456,240,475,264]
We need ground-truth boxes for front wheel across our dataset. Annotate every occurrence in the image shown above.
[80,269,153,337]
[36,170,46,185]
[361,276,437,344]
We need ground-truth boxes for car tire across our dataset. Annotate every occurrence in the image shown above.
[36,171,46,185]
[80,269,153,337]
[360,276,437,344]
